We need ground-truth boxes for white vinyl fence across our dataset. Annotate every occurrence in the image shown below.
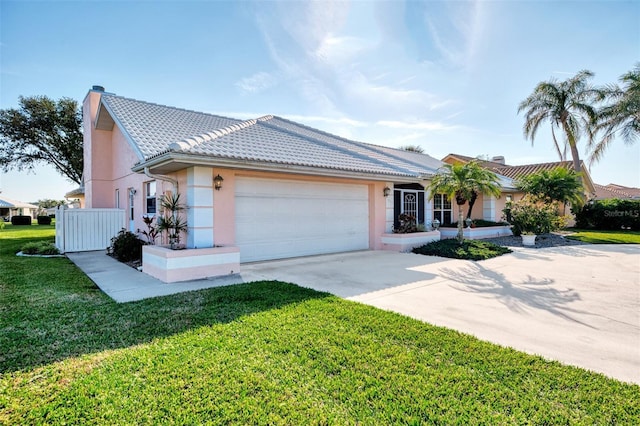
[55,207,126,253]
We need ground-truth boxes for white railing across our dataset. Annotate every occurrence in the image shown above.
[55,207,125,253]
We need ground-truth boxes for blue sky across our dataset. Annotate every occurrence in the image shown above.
[1,0,638,202]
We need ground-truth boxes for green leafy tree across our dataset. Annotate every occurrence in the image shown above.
[0,96,83,185]
[427,161,501,243]
[516,167,584,209]
[518,70,602,177]
[589,64,640,165]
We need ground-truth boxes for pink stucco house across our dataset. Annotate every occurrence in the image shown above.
[81,86,512,281]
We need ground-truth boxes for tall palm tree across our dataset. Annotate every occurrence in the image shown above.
[427,161,501,244]
[589,64,640,165]
[518,70,601,176]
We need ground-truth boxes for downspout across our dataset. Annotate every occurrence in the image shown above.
[143,167,178,193]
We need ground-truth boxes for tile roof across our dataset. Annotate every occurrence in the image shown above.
[99,94,444,179]
[100,95,241,159]
[594,184,640,199]
[443,153,508,169]
[0,197,38,209]
[491,161,577,180]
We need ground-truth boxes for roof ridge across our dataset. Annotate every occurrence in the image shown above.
[262,116,421,176]
[169,116,272,151]
[102,93,240,122]
[269,115,438,175]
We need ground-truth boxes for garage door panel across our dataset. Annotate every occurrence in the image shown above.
[235,177,369,262]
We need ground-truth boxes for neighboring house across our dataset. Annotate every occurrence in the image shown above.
[0,197,38,221]
[64,186,85,208]
[442,154,597,220]
[594,183,640,200]
[84,86,483,262]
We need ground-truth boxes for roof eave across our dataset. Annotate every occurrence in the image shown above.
[132,152,425,183]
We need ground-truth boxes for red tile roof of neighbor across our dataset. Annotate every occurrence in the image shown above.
[594,184,640,199]
[492,161,577,180]
[442,154,596,195]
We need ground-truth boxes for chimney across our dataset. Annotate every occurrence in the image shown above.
[491,156,505,165]
[92,85,105,92]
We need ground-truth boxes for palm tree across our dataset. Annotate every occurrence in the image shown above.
[589,64,640,165]
[399,145,425,153]
[518,70,602,176]
[516,167,585,213]
[427,161,501,244]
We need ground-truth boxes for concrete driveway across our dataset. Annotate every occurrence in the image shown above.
[241,245,640,384]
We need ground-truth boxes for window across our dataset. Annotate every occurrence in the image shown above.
[115,189,120,209]
[433,194,452,224]
[145,181,156,215]
[128,188,135,222]
[403,193,417,218]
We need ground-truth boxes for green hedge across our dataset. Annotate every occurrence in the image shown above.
[574,199,640,230]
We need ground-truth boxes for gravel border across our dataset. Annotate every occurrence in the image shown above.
[482,233,591,248]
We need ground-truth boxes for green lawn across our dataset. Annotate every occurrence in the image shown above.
[565,228,640,244]
[1,225,638,424]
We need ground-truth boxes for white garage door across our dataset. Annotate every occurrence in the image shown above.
[235,177,370,262]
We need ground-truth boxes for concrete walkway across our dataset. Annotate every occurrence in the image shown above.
[66,251,244,303]
[67,245,640,384]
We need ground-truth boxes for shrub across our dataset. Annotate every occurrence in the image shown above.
[11,215,32,225]
[509,200,564,236]
[412,239,512,261]
[108,229,144,262]
[573,199,640,230]
[20,241,60,255]
[37,216,52,225]
[393,213,418,234]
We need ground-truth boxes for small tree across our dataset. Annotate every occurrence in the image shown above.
[427,161,501,244]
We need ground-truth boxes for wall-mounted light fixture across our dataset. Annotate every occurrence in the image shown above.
[129,188,137,196]
[383,186,391,197]
[214,174,224,190]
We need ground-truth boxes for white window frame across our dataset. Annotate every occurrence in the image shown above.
[115,189,120,209]
[144,181,157,216]
[433,193,452,224]
[395,188,426,224]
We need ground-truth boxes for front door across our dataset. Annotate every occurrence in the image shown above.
[393,183,426,230]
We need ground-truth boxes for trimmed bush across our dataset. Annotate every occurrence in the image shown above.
[11,215,32,225]
[413,239,512,260]
[107,229,144,262]
[37,216,52,225]
[574,199,640,230]
[20,241,60,255]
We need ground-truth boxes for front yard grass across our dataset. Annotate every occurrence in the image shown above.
[413,238,512,260]
[565,228,640,244]
[1,225,638,424]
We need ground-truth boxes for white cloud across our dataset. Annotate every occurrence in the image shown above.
[235,71,278,94]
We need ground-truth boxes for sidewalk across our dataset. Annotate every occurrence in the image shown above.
[66,251,245,303]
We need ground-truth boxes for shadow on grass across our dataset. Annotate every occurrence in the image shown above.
[1,257,329,373]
